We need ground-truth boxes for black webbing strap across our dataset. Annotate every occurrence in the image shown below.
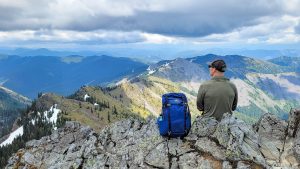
[166,96,171,138]
[184,102,187,134]
[186,104,190,134]
[179,95,186,135]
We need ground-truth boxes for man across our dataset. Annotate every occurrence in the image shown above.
[197,59,238,121]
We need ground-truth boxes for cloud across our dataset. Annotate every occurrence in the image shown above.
[0,29,145,44]
[0,0,295,37]
[0,0,299,47]
[141,33,177,44]
[191,15,300,44]
[296,22,300,34]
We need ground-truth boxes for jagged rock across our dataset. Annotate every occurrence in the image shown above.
[254,113,288,162]
[288,109,300,163]
[176,152,200,169]
[213,114,267,167]
[222,161,233,169]
[6,121,95,169]
[144,142,169,168]
[237,161,251,169]
[194,137,226,160]
[287,109,300,138]
[254,113,288,140]
[280,109,300,168]
[186,116,218,139]
[6,112,300,169]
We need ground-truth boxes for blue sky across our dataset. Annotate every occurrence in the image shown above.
[0,0,299,57]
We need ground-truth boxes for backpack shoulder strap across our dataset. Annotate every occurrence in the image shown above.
[165,96,172,137]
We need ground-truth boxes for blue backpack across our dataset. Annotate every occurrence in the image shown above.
[157,93,191,138]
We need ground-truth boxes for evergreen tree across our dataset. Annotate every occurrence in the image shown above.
[37,92,43,98]
[0,106,68,168]
[108,111,111,123]
[113,106,118,115]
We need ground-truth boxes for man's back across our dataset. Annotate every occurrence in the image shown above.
[197,76,237,121]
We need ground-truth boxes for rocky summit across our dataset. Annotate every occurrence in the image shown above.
[5,109,300,169]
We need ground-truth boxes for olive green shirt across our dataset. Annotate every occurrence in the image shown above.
[197,76,238,121]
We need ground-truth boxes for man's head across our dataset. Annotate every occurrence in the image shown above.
[208,59,226,77]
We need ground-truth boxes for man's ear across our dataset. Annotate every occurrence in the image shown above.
[212,68,216,74]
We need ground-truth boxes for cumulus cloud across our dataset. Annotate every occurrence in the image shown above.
[0,0,299,46]
[0,0,293,36]
[191,15,300,45]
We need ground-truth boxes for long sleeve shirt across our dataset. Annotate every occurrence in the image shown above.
[197,76,238,121]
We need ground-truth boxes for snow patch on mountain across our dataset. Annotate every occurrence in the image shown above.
[146,66,156,75]
[30,104,61,130]
[148,69,156,75]
[164,62,170,67]
[0,126,23,147]
[48,104,60,126]
[31,119,35,125]
[84,94,90,101]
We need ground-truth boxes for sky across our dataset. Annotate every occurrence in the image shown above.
[0,0,299,56]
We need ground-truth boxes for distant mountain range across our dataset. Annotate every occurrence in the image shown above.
[268,56,300,72]
[1,53,300,167]
[0,55,148,98]
[2,47,300,63]
[1,53,299,125]
[7,53,296,125]
[1,48,94,57]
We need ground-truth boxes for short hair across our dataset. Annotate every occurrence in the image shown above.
[209,59,226,72]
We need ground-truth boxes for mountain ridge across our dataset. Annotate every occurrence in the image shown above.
[0,86,30,138]
[149,54,300,118]
[23,53,299,126]
[0,55,148,98]
[1,53,297,131]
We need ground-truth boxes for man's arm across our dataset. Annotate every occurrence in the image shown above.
[197,85,205,111]
[232,84,238,111]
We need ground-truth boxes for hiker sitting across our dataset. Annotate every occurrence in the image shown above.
[197,59,238,121]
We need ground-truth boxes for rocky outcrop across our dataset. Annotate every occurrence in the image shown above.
[6,109,300,169]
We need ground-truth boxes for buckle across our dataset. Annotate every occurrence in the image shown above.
[164,103,171,107]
